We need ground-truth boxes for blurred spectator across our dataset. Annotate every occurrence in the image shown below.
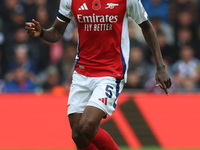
[4,67,36,92]
[32,39,50,72]
[143,0,169,23]
[34,0,59,20]
[0,19,5,78]
[151,17,174,45]
[0,46,6,78]
[146,31,175,63]
[42,65,60,92]
[35,0,47,7]
[0,79,4,92]
[36,6,51,28]
[174,11,198,42]
[172,46,200,92]
[156,31,174,63]
[57,44,76,83]
[0,18,5,46]
[23,0,37,20]
[0,47,2,78]
[175,27,199,59]
[170,0,198,24]
[7,45,37,74]
[2,0,26,35]
[1,0,20,23]
[5,28,32,63]
[198,0,200,23]
[5,45,37,82]
[4,27,50,72]
[125,47,149,89]
[48,41,63,65]
[0,0,4,21]
[10,7,26,29]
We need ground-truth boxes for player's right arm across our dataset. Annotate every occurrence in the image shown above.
[25,18,69,43]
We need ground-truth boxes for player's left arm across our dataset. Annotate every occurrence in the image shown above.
[139,20,172,95]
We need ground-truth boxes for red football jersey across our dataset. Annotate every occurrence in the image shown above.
[57,0,148,81]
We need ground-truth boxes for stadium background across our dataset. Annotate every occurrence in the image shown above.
[0,0,200,149]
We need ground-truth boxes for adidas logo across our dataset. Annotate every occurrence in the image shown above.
[78,3,88,10]
[99,98,108,105]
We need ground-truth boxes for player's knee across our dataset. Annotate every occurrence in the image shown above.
[79,119,96,139]
[72,130,82,143]
[72,132,79,143]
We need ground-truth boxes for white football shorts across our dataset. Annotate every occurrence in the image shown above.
[67,71,125,116]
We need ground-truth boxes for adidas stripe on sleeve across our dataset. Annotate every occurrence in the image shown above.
[57,0,73,22]
[127,0,148,24]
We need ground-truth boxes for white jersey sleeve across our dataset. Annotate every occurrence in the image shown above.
[127,0,148,24]
[57,0,73,22]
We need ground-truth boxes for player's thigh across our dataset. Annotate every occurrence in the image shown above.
[68,113,82,130]
[67,71,92,115]
[87,77,124,116]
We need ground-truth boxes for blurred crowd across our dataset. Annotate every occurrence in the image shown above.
[0,0,200,93]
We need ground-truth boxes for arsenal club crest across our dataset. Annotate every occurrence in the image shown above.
[92,0,101,10]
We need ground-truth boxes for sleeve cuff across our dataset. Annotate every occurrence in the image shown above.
[57,12,71,23]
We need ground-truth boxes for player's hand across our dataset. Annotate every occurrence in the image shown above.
[25,19,42,37]
[155,67,172,95]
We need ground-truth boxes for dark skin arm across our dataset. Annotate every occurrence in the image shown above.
[25,19,69,43]
[139,20,172,95]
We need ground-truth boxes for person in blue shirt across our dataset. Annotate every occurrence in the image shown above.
[4,67,36,92]
[143,0,169,23]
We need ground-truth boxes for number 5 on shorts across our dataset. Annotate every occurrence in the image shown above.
[105,85,114,98]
